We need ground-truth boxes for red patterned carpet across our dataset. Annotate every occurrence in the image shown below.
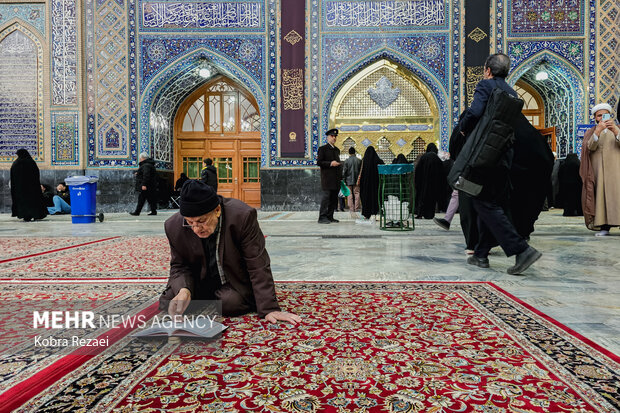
[0,236,170,278]
[2,282,618,412]
[0,237,117,263]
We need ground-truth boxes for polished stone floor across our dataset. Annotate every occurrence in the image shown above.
[1,208,618,355]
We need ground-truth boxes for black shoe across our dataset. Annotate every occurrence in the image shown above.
[148,211,157,216]
[467,255,490,268]
[507,246,542,275]
[317,219,331,224]
[433,217,450,231]
[329,218,339,223]
[129,211,139,216]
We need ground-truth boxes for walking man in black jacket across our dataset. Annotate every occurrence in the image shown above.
[460,53,541,275]
[131,152,158,216]
[317,129,342,224]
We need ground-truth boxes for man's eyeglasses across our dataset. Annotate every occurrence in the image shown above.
[182,214,218,229]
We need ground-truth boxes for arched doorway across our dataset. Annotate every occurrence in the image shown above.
[174,76,261,207]
[329,59,440,163]
[514,79,556,153]
[509,54,584,157]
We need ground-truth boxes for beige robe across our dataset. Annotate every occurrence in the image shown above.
[586,127,620,227]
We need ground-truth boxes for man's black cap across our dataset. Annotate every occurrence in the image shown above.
[180,180,220,217]
[325,128,339,137]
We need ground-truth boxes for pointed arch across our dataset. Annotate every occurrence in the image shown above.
[508,50,586,122]
[509,51,586,156]
[138,47,267,169]
[322,49,449,151]
[0,22,45,162]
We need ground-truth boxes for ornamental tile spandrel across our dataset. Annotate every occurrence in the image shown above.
[281,68,304,111]
[284,30,302,45]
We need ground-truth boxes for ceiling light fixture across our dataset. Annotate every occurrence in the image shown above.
[199,67,211,78]
[535,71,548,81]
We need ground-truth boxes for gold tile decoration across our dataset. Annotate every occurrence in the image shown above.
[281,68,304,110]
[329,59,440,163]
[598,0,620,108]
[334,132,436,163]
[284,30,303,46]
[468,27,488,43]
[466,66,485,106]
[289,132,297,142]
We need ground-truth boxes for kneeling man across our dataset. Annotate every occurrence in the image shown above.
[159,180,301,324]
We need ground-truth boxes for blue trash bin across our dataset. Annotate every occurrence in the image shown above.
[65,176,99,224]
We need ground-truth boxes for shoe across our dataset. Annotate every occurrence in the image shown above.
[595,230,610,237]
[433,217,450,231]
[467,255,490,268]
[148,211,157,216]
[329,218,339,223]
[129,211,139,216]
[507,246,542,275]
[465,249,475,255]
[317,219,331,224]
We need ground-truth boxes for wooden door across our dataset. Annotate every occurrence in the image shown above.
[174,76,262,208]
[538,126,556,153]
[176,137,261,208]
[207,138,261,206]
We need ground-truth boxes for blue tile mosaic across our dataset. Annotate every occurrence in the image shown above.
[322,0,447,30]
[140,36,264,93]
[321,51,451,156]
[138,50,267,170]
[51,0,77,106]
[509,53,585,157]
[509,40,584,74]
[322,35,449,92]
[0,25,44,162]
[140,1,264,31]
[508,0,584,37]
[51,112,79,165]
[0,4,45,36]
[86,0,138,167]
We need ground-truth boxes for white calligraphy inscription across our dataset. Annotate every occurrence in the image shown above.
[142,2,262,28]
[325,0,445,27]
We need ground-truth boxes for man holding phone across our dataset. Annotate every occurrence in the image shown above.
[579,103,620,236]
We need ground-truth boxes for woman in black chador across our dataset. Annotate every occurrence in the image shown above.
[414,143,446,219]
[359,146,384,220]
[10,149,47,221]
[558,153,583,216]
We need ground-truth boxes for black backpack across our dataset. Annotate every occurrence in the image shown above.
[448,86,524,197]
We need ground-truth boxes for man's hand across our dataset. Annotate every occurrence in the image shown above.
[141,185,147,191]
[330,160,341,167]
[595,121,607,135]
[168,288,191,316]
[265,311,302,325]
[604,120,619,135]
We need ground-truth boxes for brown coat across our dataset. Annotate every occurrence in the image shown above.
[160,197,280,317]
[580,126,620,229]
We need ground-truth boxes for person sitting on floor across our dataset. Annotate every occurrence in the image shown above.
[47,182,71,215]
[159,180,301,325]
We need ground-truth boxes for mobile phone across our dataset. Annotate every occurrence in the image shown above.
[602,113,611,121]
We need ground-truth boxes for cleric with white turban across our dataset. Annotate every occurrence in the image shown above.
[579,103,620,236]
